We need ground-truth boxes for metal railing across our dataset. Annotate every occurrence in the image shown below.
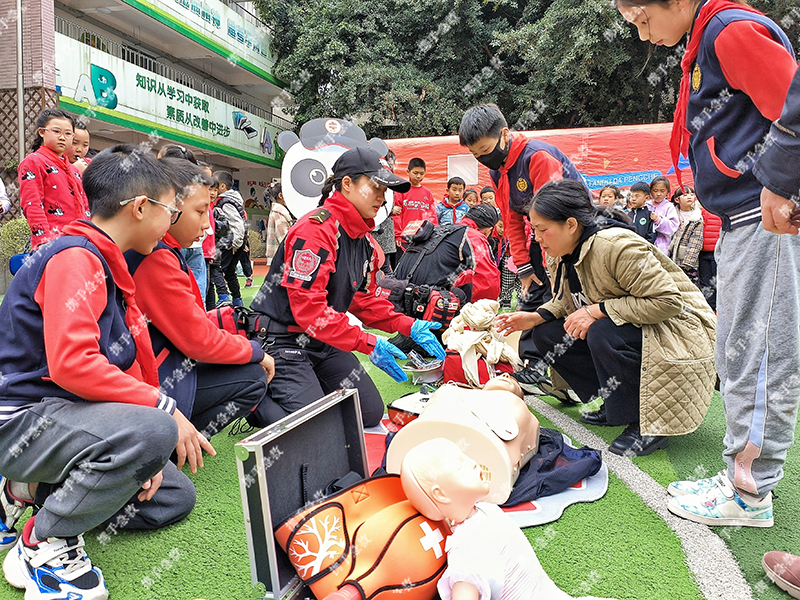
[218,0,274,35]
[55,16,293,129]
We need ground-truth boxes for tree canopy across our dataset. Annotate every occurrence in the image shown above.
[255,0,800,138]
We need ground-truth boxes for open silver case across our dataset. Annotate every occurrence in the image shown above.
[235,389,369,600]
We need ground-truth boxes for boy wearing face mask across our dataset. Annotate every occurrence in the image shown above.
[459,104,587,309]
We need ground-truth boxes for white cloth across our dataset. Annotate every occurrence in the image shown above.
[443,300,522,387]
[0,179,11,214]
[438,503,615,600]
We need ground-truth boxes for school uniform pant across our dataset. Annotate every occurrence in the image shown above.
[716,223,800,498]
[182,247,207,299]
[190,362,269,438]
[220,246,246,300]
[698,249,717,311]
[0,399,194,539]
[210,258,227,299]
[239,245,253,278]
[248,335,384,429]
[530,317,642,426]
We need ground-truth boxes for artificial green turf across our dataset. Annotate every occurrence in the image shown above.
[542,391,800,600]
[0,279,788,599]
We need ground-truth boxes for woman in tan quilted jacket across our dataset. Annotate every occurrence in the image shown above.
[496,179,716,457]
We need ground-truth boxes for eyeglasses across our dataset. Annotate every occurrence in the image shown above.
[39,127,74,139]
[119,196,182,224]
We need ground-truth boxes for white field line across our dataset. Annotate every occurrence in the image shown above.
[524,394,754,600]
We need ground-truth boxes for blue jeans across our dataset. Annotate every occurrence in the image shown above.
[182,247,207,299]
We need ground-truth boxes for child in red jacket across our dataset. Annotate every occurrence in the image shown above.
[125,158,274,442]
[0,145,197,600]
[19,109,90,249]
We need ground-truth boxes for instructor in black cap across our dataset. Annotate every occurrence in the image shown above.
[250,147,446,427]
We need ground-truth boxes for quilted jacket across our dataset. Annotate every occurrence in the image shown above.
[540,228,717,436]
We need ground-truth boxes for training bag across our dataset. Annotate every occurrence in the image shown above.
[442,350,514,386]
[274,475,447,600]
[208,305,265,338]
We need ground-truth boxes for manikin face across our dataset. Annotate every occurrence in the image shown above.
[618,0,694,48]
[483,374,523,398]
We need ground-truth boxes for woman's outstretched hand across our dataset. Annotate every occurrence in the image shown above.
[494,311,544,336]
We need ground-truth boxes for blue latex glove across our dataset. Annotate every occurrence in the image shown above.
[369,338,408,382]
[410,320,446,361]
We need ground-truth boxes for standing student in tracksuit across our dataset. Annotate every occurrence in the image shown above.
[458,103,588,389]
[616,0,798,528]
[752,64,800,599]
[250,148,446,428]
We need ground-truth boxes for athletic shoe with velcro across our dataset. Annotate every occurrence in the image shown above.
[0,475,28,551]
[667,469,728,497]
[667,471,773,528]
[3,517,108,600]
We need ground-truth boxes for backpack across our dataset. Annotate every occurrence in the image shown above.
[213,206,232,250]
[379,221,468,327]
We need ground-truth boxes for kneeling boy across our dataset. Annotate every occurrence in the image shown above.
[0,145,199,600]
[125,158,274,453]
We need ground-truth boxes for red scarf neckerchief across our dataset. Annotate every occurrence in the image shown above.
[162,232,204,309]
[37,146,86,214]
[62,220,160,387]
[670,0,764,189]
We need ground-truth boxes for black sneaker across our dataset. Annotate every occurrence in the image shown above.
[0,476,29,551]
[511,366,552,395]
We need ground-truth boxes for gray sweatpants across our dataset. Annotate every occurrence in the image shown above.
[0,398,194,538]
[716,223,800,498]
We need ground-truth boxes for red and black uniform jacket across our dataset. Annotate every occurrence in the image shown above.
[126,232,264,416]
[19,146,90,249]
[250,191,414,355]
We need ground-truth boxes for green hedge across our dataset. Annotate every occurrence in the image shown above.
[0,217,30,261]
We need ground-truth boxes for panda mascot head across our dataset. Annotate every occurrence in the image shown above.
[278,118,394,225]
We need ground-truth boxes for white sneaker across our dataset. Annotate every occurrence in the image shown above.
[3,519,108,600]
[667,469,728,497]
[667,472,773,528]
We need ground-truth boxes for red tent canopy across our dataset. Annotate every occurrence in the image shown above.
[386,123,694,202]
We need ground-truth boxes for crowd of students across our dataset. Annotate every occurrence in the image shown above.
[594,176,721,310]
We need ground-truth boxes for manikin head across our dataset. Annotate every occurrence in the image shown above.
[401,438,490,525]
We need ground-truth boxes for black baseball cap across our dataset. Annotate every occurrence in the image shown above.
[332,147,411,193]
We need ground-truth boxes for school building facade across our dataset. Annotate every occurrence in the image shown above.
[0,0,291,220]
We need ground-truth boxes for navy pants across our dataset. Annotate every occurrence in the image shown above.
[249,335,384,428]
[531,317,642,426]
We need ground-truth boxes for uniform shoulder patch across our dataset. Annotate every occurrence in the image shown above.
[309,208,331,224]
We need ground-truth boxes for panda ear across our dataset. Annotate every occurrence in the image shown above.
[278,131,300,152]
[367,138,388,158]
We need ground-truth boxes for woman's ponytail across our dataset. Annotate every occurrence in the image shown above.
[318,175,336,206]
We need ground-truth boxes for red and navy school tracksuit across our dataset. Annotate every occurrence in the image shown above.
[489,137,586,307]
[0,224,193,539]
[461,218,501,302]
[125,232,268,434]
[681,0,799,499]
[250,190,415,427]
[686,7,795,229]
[18,146,90,249]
